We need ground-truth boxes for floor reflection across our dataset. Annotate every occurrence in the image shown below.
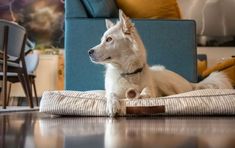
[104,117,235,148]
[1,113,235,148]
[35,117,106,148]
[0,113,35,148]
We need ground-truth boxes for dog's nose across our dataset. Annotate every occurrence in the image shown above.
[88,49,95,56]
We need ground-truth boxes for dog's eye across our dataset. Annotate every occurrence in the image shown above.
[106,37,112,42]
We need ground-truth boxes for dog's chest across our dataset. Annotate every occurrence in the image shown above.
[106,74,142,96]
[105,66,149,97]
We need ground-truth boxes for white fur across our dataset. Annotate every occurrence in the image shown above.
[193,72,233,89]
[89,10,233,117]
[150,65,165,71]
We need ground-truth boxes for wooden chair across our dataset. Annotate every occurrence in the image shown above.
[0,19,33,109]
[5,50,40,106]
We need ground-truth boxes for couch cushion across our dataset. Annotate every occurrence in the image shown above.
[197,59,207,76]
[201,58,235,86]
[81,0,118,18]
[116,0,181,19]
[65,0,88,18]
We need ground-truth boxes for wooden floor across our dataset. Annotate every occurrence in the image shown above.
[1,112,235,148]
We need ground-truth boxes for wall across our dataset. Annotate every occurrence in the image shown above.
[198,47,235,67]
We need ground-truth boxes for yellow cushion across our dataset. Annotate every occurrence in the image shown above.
[201,58,235,87]
[202,58,235,77]
[197,60,207,76]
[223,65,235,87]
[116,0,181,19]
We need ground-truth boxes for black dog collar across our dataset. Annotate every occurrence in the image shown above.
[121,65,145,77]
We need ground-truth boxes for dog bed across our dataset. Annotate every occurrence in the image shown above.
[40,89,235,116]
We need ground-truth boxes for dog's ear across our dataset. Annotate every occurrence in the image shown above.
[105,19,114,29]
[119,9,134,35]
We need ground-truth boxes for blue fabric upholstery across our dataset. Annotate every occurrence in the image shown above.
[65,0,88,18]
[81,0,118,18]
[65,19,197,91]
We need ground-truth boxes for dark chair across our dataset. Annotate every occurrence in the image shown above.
[2,49,40,106]
[0,19,33,109]
[1,39,39,106]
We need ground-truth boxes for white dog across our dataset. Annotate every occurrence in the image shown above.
[88,10,233,117]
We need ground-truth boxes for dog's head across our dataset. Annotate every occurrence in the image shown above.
[88,10,146,67]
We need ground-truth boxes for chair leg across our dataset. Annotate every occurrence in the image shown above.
[18,74,28,103]
[2,72,7,109]
[2,26,9,109]
[18,74,27,95]
[7,83,11,106]
[22,58,34,108]
[18,73,33,108]
[23,72,33,108]
[2,56,7,109]
[31,78,39,106]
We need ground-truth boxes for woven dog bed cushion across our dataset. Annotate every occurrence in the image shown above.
[39,89,235,116]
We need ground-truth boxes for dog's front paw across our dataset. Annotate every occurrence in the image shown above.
[139,93,151,99]
[139,87,153,99]
[106,93,120,117]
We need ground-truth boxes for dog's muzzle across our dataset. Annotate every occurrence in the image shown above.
[88,49,98,62]
[88,49,95,57]
[88,49,111,62]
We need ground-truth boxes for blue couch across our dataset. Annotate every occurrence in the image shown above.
[65,0,197,91]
